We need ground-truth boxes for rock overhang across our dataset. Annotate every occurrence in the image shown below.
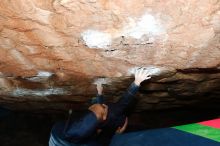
[0,0,219,111]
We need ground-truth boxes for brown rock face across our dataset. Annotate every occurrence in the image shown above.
[0,0,219,111]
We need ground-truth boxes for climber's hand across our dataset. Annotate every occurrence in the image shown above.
[134,67,151,86]
[96,83,103,95]
[115,117,128,134]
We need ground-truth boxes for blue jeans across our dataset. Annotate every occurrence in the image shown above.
[49,133,82,146]
[49,129,100,146]
[49,134,61,146]
[49,133,68,146]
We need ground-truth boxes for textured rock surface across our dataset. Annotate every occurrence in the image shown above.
[0,0,220,111]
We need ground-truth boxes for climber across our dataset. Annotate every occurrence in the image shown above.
[49,67,151,146]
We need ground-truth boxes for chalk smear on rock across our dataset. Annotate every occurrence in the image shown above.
[11,88,70,97]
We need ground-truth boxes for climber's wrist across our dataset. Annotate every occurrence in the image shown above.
[134,80,141,86]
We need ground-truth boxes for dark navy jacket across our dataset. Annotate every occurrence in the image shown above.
[50,83,139,146]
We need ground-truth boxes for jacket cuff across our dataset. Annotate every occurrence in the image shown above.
[127,82,139,95]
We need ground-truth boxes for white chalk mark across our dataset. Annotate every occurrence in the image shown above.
[93,78,111,85]
[81,30,112,49]
[128,66,162,76]
[81,12,165,49]
[11,88,70,97]
[122,13,164,39]
[26,71,53,82]
[37,71,53,77]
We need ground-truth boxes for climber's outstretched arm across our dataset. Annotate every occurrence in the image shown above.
[115,68,151,114]
[91,80,105,104]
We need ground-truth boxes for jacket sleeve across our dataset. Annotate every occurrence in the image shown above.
[63,111,99,143]
[114,82,139,114]
[91,94,105,104]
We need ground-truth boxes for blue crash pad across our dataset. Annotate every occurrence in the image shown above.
[110,128,220,146]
